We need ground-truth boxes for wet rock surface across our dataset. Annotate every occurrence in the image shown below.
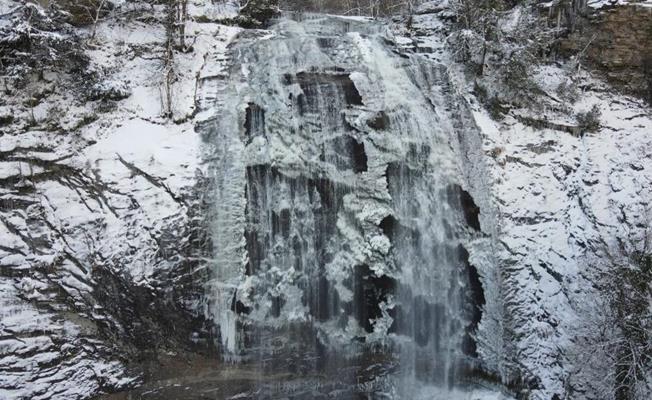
[562,3,652,101]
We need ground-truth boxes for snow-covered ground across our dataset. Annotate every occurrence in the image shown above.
[407,3,652,399]
[0,1,240,398]
[588,0,652,9]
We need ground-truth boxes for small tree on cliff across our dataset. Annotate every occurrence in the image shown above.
[449,0,513,76]
[643,55,652,105]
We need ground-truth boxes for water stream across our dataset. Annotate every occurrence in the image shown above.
[200,13,485,399]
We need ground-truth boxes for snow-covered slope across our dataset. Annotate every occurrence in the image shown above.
[406,3,652,399]
[0,1,240,398]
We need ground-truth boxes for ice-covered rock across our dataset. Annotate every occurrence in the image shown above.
[0,1,650,399]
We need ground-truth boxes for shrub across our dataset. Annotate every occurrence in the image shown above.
[556,79,580,104]
[0,3,88,85]
[474,81,508,119]
[576,104,601,133]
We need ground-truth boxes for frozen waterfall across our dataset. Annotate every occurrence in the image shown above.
[201,13,485,398]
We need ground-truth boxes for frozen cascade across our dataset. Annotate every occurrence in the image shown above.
[201,14,485,398]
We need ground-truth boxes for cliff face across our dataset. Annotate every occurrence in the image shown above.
[0,1,241,398]
[0,1,651,400]
[395,1,652,398]
[562,2,652,101]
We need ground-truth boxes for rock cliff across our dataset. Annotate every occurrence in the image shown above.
[0,1,651,399]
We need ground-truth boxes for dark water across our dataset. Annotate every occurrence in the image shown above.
[102,355,505,400]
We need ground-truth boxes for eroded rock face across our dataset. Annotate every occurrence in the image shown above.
[0,120,217,398]
[562,3,652,101]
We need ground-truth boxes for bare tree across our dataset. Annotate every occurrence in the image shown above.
[162,0,189,118]
[602,248,652,400]
[89,0,109,42]
[573,226,652,400]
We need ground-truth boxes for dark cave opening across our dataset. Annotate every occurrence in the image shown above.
[458,245,486,357]
[349,264,397,334]
[379,215,398,241]
[446,184,481,231]
[350,138,368,173]
[367,111,390,130]
[244,103,266,143]
[321,135,368,173]
[292,71,364,106]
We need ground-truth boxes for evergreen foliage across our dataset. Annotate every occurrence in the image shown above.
[0,3,88,87]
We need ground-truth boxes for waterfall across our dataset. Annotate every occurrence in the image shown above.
[202,13,483,398]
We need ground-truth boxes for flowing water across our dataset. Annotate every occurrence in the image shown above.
[197,13,485,400]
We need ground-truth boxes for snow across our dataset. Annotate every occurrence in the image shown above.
[586,0,652,8]
[1,0,650,398]
[467,55,651,400]
[588,0,631,8]
[0,1,241,398]
[414,387,513,400]
[402,4,652,399]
